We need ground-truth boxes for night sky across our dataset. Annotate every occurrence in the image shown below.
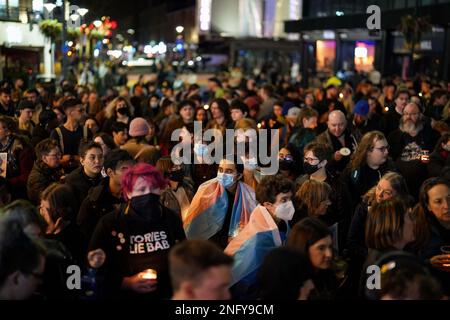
[70,0,138,24]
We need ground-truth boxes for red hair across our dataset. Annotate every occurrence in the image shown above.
[121,163,167,201]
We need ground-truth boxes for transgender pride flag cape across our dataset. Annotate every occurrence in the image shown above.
[183,178,256,241]
[225,205,282,287]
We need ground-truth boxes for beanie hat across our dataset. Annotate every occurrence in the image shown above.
[353,100,369,117]
[129,117,150,137]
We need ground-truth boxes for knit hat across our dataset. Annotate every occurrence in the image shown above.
[353,100,369,117]
[129,117,150,137]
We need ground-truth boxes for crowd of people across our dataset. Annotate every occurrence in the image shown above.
[0,70,449,300]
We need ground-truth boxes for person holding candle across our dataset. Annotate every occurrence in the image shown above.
[87,163,186,299]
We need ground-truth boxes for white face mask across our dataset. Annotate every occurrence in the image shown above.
[274,200,295,221]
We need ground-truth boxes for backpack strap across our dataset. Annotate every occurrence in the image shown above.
[83,126,88,140]
[55,127,64,153]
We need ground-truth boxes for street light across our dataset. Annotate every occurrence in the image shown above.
[93,20,102,28]
[175,25,184,33]
[43,3,56,13]
[77,8,88,26]
[69,13,79,21]
[77,8,88,17]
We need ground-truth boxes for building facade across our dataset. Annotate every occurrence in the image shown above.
[135,0,304,77]
[0,0,52,81]
[285,0,450,82]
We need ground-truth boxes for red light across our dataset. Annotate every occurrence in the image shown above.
[110,21,117,29]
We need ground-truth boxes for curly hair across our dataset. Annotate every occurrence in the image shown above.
[104,96,134,119]
[35,138,60,162]
[255,174,294,205]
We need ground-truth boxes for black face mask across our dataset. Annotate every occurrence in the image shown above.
[303,162,320,175]
[279,159,294,171]
[117,107,129,116]
[130,193,161,220]
[168,169,184,183]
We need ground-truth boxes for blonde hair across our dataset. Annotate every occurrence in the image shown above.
[235,118,257,131]
[105,96,134,119]
[362,171,410,205]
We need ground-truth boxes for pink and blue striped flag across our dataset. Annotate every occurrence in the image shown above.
[225,205,283,287]
[183,178,256,241]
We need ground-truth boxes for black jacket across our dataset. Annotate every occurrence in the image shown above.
[45,223,87,266]
[382,107,402,136]
[0,101,15,117]
[31,124,50,147]
[428,149,450,178]
[421,214,450,295]
[77,177,123,242]
[89,203,186,299]
[341,158,397,210]
[388,124,440,198]
[315,129,358,174]
[65,167,102,216]
[27,161,64,205]
[295,172,352,253]
[347,201,369,263]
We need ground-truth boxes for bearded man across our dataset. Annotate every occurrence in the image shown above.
[388,102,440,199]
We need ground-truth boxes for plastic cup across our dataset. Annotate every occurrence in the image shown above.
[441,246,450,254]
[339,147,351,156]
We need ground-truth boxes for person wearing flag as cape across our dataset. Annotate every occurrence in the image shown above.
[183,157,257,249]
[225,174,295,299]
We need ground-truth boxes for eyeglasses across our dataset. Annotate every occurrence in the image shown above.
[372,145,389,153]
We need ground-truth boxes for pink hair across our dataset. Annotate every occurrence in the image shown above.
[121,163,167,201]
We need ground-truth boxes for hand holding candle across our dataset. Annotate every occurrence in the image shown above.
[140,268,158,280]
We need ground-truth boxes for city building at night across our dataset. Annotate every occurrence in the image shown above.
[135,0,304,77]
[285,0,450,83]
[0,0,49,80]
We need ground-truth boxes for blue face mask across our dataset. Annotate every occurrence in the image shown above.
[217,172,235,189]
[194,143,208,157]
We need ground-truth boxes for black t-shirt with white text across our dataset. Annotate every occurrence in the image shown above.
[89,204,186,299]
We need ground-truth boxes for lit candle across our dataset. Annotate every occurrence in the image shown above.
[141,269,157,280]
